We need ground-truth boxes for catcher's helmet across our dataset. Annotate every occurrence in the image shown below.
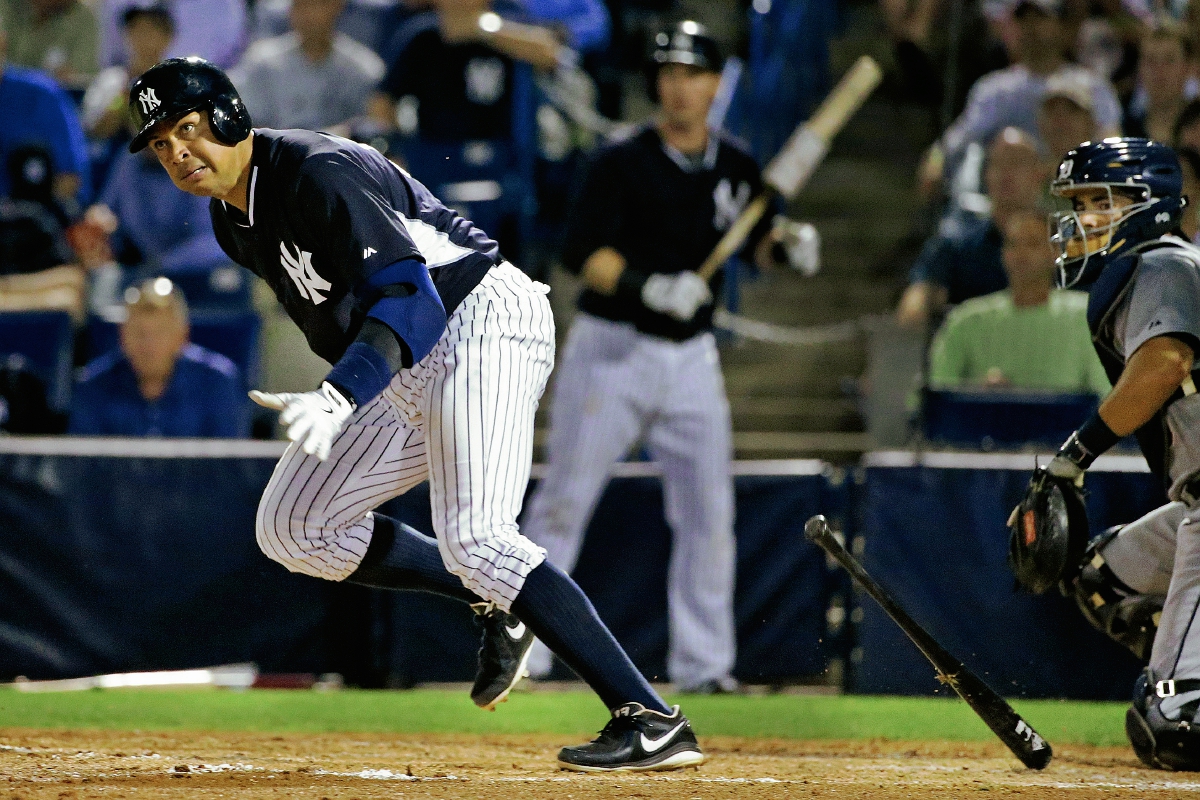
[127,57,252,154]
[1051,137,1185,288]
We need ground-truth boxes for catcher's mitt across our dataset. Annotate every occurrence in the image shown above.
[1007,467,1089,594]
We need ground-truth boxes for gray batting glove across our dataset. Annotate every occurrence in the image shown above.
[250,381,355,462]
[641,271,712,322]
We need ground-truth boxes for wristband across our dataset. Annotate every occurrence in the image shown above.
[1057,413,1120,472]
[325,340,391,407]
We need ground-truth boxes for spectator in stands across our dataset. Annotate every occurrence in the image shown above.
[98,0,246,70]
[0,8,91,212]
[0,145,87,319]
[368,0,565,139]
[69,278,247,437]
[1124,24,1194,142]
[927,209,1109,394]
[81,4,173,141]
[1175,98,1200,153]
[229,0,385,131]
[1038,71,1099,166]
[918,0,1120,199]
[75,144,243,308]
[898,127,1048,327]
[0,0,98,89]
[250,0,414,57]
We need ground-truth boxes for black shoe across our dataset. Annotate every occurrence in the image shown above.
[470,602,534,710]
[1126,669,1200,770]
[557,702,705,772]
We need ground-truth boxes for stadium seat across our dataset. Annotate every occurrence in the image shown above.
[0,310,75,413]
[922,389,1099,449]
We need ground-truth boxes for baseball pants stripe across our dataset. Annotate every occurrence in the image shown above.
[256,262,554,609]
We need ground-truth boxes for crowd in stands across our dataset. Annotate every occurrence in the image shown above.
[3,0,1185,444]
[0,0,671,438]
[890,0,1200,417]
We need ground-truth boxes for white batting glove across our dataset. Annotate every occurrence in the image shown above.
[641,271,712,322]
[249,381,355,462]
[772,216,821,276]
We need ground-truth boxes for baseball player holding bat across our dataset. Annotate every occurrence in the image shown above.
[127,56,702,772]
[1006,137,1200,770]
[521,21,814,692]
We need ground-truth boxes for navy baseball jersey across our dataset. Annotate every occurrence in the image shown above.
[562,124,773,341]
[210,128,499,364]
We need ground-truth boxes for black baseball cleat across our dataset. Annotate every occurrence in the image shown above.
[470,602,535,710]
[557,702,705,772]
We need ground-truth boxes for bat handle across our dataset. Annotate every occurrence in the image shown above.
[804,514,839,551]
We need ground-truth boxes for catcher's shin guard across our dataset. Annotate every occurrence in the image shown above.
[1127,668,1200,771]
[1070,526,1162,661]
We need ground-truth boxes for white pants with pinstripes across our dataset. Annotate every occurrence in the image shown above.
[255,263,554,610]
[521,312,737,687]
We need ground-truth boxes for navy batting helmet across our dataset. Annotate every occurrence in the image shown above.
[1051,137,1185,288]
[127,57,252,154]
[651,20,723,73]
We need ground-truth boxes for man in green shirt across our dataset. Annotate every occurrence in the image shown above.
[928,208,1110,395]
[2,0,98,89]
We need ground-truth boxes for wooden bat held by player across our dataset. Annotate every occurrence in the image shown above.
[696,55,883,282]
[803,515,1054,770]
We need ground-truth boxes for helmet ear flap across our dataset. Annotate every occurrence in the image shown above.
[208,94,252,146]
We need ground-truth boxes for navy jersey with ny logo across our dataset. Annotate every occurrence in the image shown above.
[210,129,499,363]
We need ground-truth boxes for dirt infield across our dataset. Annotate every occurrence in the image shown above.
[4,729,1200,799]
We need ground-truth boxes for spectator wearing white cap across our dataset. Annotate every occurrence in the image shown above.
[918,0,1121,199]
[1038,70,1099,165]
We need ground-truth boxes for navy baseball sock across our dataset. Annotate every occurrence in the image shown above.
[512,560,671,714]
[345,514,477,603]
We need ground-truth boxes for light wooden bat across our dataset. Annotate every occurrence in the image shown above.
[696,55,883,281]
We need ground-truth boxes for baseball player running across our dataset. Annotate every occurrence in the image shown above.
[127,56,702,772]
[521,22,813,692]
[1007,138,1200,769]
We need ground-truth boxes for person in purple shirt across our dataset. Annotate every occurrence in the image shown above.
[98,0,246,69]
[69,277,247,437]
[94,145,233,276]
[0,12,91,210]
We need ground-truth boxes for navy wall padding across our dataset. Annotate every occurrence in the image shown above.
[852,465,1164,700]
[0,455,842,686]
[0,453,331,680]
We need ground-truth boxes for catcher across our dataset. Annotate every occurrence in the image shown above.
[1008,137,1200,770]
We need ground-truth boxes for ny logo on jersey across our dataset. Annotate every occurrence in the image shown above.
[279,242,332,304]
[138,88,161,115]
[465,57,506,105]
[713,179,752,232]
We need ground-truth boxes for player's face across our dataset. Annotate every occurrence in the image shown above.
[147,111,242,199]
[1060,187,1137,257]
[657,64,720,128]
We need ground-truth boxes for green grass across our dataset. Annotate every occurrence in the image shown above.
[0,689,1132,746]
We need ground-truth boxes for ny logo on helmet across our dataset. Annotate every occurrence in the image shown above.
[1156,212,1171,223]
[1058,159,1073,179]
[279,242,332,304]
[138,88,161,115]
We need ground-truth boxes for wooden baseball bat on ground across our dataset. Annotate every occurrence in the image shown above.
[804,515,1053,770]
[696,55,883,281]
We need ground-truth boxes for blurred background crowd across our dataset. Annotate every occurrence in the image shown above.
[0,0,1193,455]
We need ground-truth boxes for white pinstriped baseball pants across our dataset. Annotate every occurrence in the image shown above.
[521,312,737,687]
[255,263,554,610]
